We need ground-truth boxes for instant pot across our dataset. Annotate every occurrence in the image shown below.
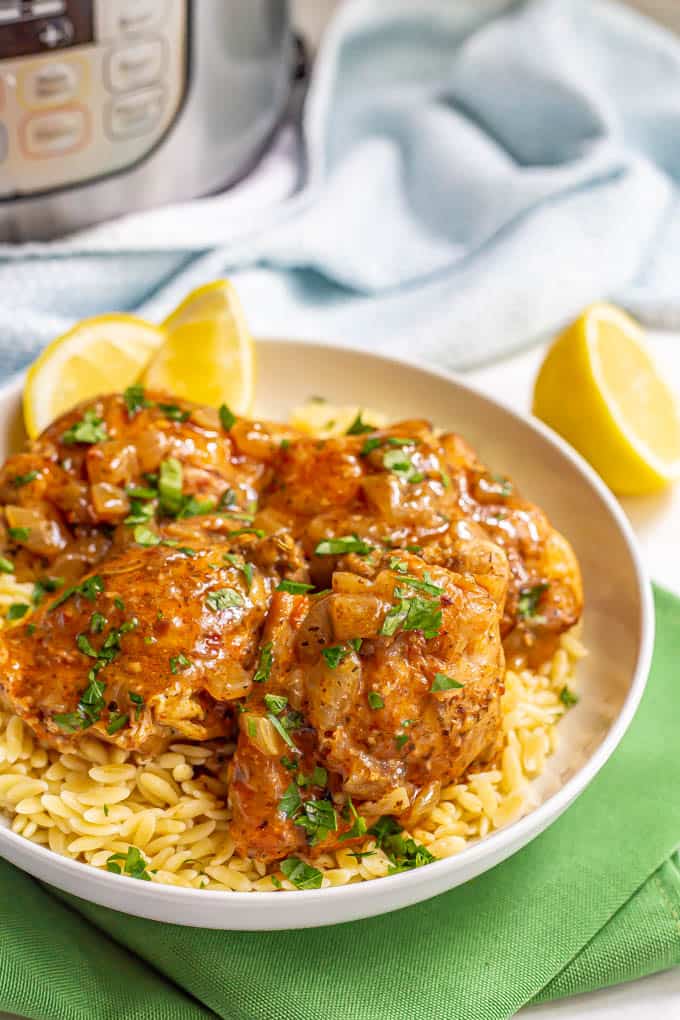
[0,0,293,240]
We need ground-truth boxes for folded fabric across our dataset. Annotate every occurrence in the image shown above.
[3,0,680,377]
[0,586,678,1020]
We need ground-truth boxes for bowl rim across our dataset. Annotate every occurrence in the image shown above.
[0,338,655,911]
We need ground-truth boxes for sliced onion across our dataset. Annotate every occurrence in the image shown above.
[5,505,67,557]
[86,441,139,487]
[401,780,441,827]
[328,593,383,640]
[134,429,168,473]
[190,406,220,431]
[230,420,277,463]
[240,713,282,756]
[361,473,402,520]
[90,483,130,521]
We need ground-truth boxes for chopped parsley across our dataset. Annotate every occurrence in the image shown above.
[158,458,184,516]
[205,588,244,612]
[396,572,442,597]
[314,534,372,556]
[127,485,157,500]
[383,446,425,484]
[168,544,196,557]
[106,845,151,881]
[219,404,236,431]
[394,732,409,750]
[263,693,288,715]
[280,755,298,771]
[278,782,302,818]
[517,583,549,619]
[222,553,254,590]
[276,579,315,594]
[346,411,375,435]
[339,798,367,841]
[267,710,299,751]
[229,527,265,539]
[31,576,64,605]
[62,408,108,445]
[54,675,106,732]
[489,473,513,497]
[170,653,191,674]
[431,673,464,692]
[381,592,442,640]
[294,798,338,844]
[297,766,327,788]
[367,690,384,710]
[6,603,28,621]
[129,692,144,720]
[368,816,436,874]
[177,496,215,519]
[0,556,13,573]
[280,857,323,890]
[76,633,99,658]
[106,712,129,735]
[124,498,155,525]
[123,385,151,418]
[133,524,160,547]
[8,527,29,542]
[90,611,107,634]
[279,783,338,845]
[360,437,382,457]
[321,644,352,669]
[50,573,104,611]
[11,470,39,488]
[158,403,190,423]
[559,686,579,708]
[253,642,273,684]
[55,616,137,732]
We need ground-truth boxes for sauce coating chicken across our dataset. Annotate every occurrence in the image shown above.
[0,391,583,865]
[0,539,275,755]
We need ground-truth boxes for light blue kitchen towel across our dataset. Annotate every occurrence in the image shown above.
[1,0,680,379]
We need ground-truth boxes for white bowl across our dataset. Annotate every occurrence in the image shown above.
[0,340,653,930]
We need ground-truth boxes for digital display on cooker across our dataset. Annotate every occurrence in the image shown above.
[0,0,93,58]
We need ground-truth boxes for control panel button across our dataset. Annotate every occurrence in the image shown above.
[21,105,89,157]
[39,17,74,49]
[107,88,164,140]
[25,61,79,105]
[98,1,167,39]
[106,39,165,93]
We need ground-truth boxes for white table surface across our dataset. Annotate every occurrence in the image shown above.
[1,331,678,1020]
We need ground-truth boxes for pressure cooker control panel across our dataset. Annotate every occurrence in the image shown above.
[0,0,188,198]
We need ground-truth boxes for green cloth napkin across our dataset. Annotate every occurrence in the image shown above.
[1,585,679,1020]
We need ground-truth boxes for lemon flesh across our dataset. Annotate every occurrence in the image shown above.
[533,303,680,495]
[23,315,164,438]
[146,280,255,413]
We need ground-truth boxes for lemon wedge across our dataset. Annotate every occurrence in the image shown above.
[23,315,164,439]
[145,279,255,412]
[533,303,680,495]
